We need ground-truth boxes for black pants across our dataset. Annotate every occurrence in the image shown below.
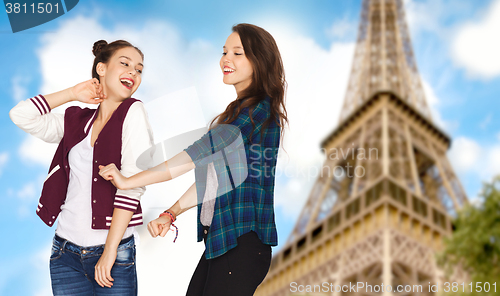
[186,227,272,296]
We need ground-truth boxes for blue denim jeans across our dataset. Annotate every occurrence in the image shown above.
[50,234,137,296]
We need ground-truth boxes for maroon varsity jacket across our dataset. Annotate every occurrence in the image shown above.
[36,97,144,229]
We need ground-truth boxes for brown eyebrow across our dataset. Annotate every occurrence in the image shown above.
[119,56,144,68]
[222,46,244,49]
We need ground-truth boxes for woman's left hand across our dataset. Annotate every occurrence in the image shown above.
[99,164,128,190]
[95,248,117,288]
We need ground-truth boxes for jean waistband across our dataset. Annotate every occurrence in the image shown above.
[54,234,134,257]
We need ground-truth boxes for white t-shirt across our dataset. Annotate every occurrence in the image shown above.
[56,126,136,246]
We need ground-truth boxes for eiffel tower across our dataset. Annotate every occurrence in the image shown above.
[256,0,469,295]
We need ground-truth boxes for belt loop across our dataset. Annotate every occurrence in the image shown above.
[61,239,68,253]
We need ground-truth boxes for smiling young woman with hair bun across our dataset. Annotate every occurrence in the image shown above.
[10,39,153,295]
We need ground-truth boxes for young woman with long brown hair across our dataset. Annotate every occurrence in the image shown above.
[99,23,288,295]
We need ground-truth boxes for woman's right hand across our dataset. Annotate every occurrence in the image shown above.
[70,78,106,104]
[98,164,129,190]
[147,216,172,238]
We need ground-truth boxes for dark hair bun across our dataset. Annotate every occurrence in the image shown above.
[92,40,108,56]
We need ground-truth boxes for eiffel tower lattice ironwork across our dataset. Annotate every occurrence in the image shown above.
[256,0,469,295]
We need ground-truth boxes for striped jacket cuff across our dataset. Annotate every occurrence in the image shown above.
[29,95,51,115]
[113,195,140,212]
[106,213,143,227]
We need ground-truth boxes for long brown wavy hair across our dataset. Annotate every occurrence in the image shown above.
[210,23,288,144]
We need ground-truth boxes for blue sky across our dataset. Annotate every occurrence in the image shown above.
[1,0,500,295]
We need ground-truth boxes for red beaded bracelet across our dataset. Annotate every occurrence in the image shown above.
[159,211,178,243]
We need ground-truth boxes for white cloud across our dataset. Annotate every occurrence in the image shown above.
[404,0,447,38]
[448,136,500,180]
[448,137,482,173]
[16,181,39,218]
[0,152,8,177]
[479,113,492,129]
[448,136,500,205]
[12,75,30,102]
[452,0,500,79]
[486,146,500,177]
[37,16,109,95]
[17,182,36,200]
[326,17,357,41]
[32,241,53,296]
[404,0,473,39]
[19,135,58,167]
[274,176,314,218]
[0,239,52,296]
[421,79,457,133]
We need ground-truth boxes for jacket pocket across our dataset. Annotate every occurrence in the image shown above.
[44,164,60,182]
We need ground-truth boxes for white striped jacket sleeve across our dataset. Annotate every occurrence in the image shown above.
[9,95,64,143]
[114,101,155,214]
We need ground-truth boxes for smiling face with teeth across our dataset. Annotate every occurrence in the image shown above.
[96,47,144,101]
[220,32,253,95]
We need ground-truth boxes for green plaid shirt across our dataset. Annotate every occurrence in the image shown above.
[183,96,280,259]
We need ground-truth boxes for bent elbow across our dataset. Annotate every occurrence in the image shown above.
[9,107,20,126]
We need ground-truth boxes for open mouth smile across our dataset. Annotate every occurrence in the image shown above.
[223,66,235,75]
[120,78,134,89]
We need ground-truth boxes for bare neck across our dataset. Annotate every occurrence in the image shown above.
[97,99,122,122]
